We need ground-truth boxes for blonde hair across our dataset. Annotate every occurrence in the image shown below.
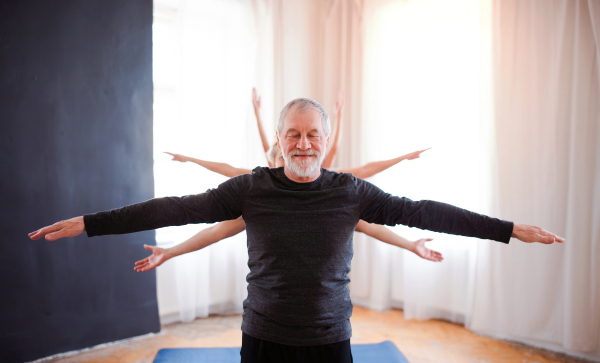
[266,142,280,165]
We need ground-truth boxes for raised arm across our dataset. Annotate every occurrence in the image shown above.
[321,91,344,169]
[134,217,246,272]
[339,148,430,179]
[252,88,273,167]
[355,220,442,262]
[165,152,251,178]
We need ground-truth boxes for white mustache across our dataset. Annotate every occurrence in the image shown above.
[289,149,320,157]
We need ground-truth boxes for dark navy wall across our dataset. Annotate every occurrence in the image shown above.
[0,1,158,361]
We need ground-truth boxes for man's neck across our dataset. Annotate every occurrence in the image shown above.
[283,166,321,183]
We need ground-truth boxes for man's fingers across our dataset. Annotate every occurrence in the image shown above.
[534,233,555,244]
[143,244,153,252]
[45,233,58,241]
[45,229,67,241]
[543,230,565,243]
[35,226,61,240]
[28,229,41,237]
[537,229,565,244]
[516,224,564,244]
[29,224,61,240]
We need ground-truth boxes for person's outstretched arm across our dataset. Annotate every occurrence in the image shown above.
[355,220,443,262]
[252,88,274,167]
[321,91,344,169]
[134,217,246,272]
[164,152,251,178]
[29,174,250,241]
[357,179,565,245]
[338,148,431,179]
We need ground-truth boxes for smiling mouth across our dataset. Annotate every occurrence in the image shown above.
[293,155,315,159]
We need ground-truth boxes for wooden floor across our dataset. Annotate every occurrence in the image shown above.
[43,306,591,363]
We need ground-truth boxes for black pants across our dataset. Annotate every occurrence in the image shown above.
[240,333,353,363]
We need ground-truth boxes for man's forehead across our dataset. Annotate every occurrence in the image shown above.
[282,108,322,132]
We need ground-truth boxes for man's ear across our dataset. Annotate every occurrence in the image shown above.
[325,134,330,150]
[276,132,282,151]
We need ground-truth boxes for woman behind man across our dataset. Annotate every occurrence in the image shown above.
[134,90,440,273]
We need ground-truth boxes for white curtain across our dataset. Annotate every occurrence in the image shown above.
[151,1,600,359]
[350,0,492,324]
[153,0,274,322]
[469,0,600,358]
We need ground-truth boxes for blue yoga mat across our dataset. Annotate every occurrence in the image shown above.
[153,341,409,363]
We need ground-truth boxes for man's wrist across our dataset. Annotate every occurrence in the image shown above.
[511,223,522,238]
[76,216,86,232]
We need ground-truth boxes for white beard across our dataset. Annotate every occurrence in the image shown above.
[285,149,321,177]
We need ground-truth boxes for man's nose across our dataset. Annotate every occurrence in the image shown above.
[297,135,310,150]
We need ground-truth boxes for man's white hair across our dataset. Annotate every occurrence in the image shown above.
[277,98,331,136]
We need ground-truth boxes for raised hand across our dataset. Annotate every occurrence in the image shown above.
[29,216,86,241]
[412,238,443,262]
[511,224,565,244]
[164,152,188,163]
[252,88,261,113]
[134,245,173,272]
[403,147,432,161]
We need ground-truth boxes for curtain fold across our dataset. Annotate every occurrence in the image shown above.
[153,0,273,323]
[351,0,490,324]
[469,0,600,355]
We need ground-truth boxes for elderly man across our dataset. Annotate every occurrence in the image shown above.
[29,98,563,363]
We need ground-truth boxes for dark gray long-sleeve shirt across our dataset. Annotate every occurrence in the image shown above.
[84,167,513,346]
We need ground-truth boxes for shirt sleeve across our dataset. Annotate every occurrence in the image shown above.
[357,178,514,243]
[83,174,250,237]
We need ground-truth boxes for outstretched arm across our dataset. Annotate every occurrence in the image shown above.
[252,88,273,167]
[321,91,344,169]
[29,174,249,241]
[164,152,251,178]
[358,180,565,245]
[338,148,431,179]
[355,220,443,262]
[134,217,246,272]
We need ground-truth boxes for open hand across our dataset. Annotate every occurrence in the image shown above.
[252,88,261,113]
[164,152,188,163]
[512,224,564,244]
[29,216,86,241]
[412,238,443,262]
[134,245,173,272]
